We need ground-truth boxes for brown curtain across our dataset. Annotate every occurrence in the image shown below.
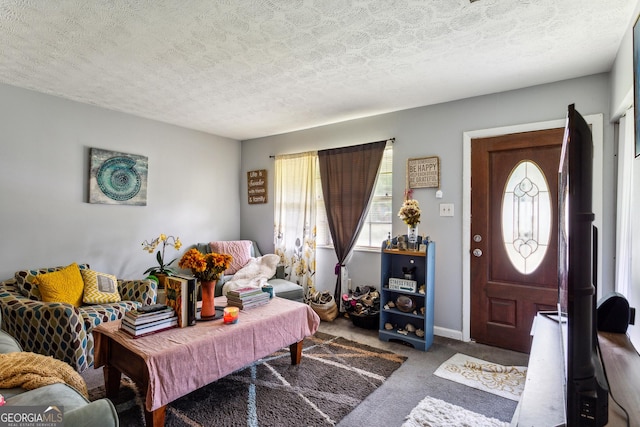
[318,140,387,303]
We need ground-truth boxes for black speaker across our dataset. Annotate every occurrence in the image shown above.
[597,292,631,333]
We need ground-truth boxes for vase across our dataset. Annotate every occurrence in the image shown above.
[408,225,418,249]
[200,280,217,320]
[155,273,168,289]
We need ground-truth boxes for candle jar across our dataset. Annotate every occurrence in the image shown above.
[223,306,239,324]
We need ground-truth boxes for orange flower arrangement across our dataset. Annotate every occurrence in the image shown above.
[398,189,421,227]
[178,248,233,282]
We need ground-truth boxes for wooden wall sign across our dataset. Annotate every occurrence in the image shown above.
[407,156,440,189]
[247,169,268,204]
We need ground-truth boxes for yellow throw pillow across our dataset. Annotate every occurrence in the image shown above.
[81,269,121,304]
[33,263,85,307]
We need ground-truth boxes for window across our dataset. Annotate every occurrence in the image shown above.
[315,144,393,249]
[501,160,551,274]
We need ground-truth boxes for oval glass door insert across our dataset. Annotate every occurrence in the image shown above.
[501,160,551,274]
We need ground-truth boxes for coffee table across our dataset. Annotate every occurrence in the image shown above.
[93,296,320,427]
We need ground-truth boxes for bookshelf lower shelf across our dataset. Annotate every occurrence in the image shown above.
[378,328,432,351]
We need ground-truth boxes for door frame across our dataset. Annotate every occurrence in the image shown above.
[461,114,604,342]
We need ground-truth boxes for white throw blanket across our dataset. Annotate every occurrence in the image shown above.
[222,254,280,296]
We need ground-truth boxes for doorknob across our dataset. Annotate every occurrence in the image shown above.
[473,248,483,257]
[473,234,482,242]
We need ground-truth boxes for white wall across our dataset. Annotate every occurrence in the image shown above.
[631,153,640,347]
[611,1,640,120]
[241,73,615,337]
[610,1,640,348]
[0,83,242,281]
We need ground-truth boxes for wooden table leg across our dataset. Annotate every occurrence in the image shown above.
[289,340,303,365]
[145,405,166,427]
[103,364,122,398]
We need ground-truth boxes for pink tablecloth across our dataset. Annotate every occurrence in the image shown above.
[94,296,320,411]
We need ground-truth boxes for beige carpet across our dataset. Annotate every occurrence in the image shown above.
[433,353,526,401]
[402,396,509,427]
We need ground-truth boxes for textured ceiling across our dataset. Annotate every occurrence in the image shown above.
[0,0,636,140]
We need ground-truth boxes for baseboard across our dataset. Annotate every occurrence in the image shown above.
[434,326,463,341]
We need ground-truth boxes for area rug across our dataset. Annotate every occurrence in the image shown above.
[402,396,509,427]
[88,331,406,427]
[433,353,526,401]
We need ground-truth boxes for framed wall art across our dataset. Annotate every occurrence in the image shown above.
[247,169,268,204]
[89,148,148,205]
[407,156,440,189]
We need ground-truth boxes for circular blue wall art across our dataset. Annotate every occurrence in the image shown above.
[96,156,142,201]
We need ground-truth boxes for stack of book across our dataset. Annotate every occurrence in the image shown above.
[226,287,270,310]
[121,304,178,337]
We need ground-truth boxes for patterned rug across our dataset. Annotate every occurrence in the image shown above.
[88,331,406,427]
[402,396,509,427]
[433,353,527,401]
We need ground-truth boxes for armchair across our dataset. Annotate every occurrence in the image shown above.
[0,264,156,372]
[0,327,119,427]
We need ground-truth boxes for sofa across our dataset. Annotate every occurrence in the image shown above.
[0,263,156,373]
[196,240,304,302]
[0,326,119,426]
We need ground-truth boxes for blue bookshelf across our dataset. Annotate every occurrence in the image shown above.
[379,239,435,351]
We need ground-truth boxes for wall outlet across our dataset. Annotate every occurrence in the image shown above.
[439,203,454,217]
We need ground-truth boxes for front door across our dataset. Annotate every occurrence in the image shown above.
[470,128,563,353]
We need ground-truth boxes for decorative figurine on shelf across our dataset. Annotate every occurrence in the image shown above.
[396,295,415,312]
[397,235,408,251]
[386,232,392,249]
[402,266,416,280]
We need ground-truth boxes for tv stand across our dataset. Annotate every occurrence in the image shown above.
[511,313,565,426]
[512,313,640,426]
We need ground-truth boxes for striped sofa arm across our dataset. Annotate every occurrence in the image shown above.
[0,279,89,372]
[118,279,157,306]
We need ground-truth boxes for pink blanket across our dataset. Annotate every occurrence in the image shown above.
[95,297,320,412]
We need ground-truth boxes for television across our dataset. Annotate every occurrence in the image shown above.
[557,104,608,426]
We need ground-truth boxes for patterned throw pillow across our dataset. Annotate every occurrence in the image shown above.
[15,263,90,301]
[81,269,121,304]
[33,262,85,307]
[209,240,253,274]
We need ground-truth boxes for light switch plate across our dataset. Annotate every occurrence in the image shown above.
[440,203,454,217]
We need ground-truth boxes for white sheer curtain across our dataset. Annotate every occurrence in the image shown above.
[274,152,318,301]
[615,108,634,296]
